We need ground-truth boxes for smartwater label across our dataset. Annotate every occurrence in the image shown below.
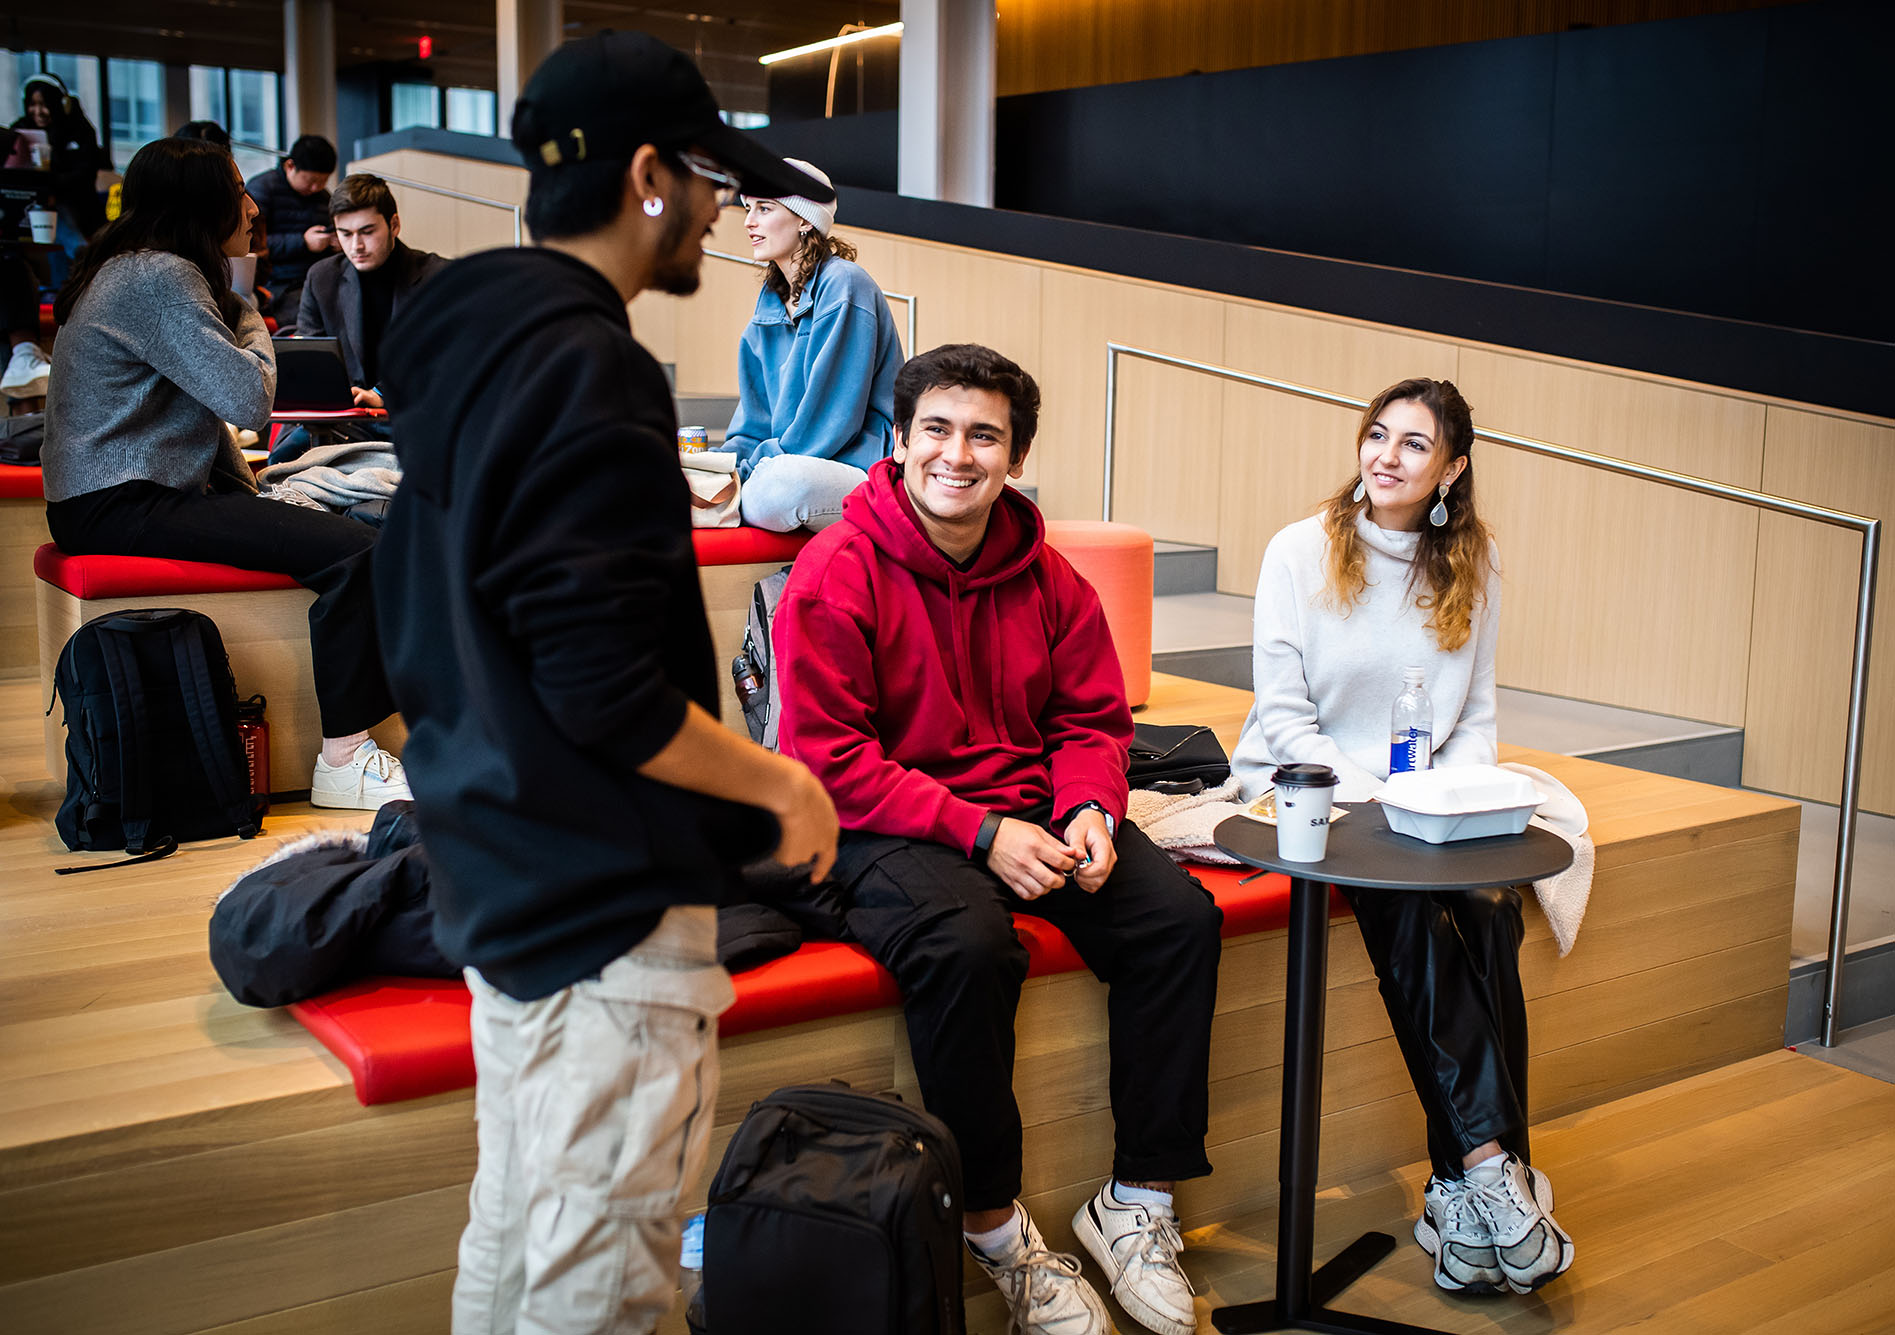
[1390,728,1432,774]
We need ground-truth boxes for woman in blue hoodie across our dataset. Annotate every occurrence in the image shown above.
[726,159,903,532]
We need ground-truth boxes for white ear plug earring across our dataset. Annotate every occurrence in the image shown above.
[1352,478,1366,504]
[1429,482,1450,528]
[643,197,664,217]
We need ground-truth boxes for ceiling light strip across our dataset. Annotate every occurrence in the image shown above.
[758,22,904,66]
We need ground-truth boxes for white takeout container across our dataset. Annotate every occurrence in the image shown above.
[1377,765,1544,844]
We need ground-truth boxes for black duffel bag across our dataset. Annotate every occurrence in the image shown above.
[1128,721,1231,792]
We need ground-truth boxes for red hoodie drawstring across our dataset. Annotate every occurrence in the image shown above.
[947,571,979,745]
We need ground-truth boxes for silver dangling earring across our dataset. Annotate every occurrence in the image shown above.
[1351,478,1366,504]
[643,196,664,218]
[1429,482,1450,528]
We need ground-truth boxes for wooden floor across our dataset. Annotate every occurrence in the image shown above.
[2,673,1887,1332]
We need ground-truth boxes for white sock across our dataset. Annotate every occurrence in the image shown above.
[1464,1150,1509,1177]
[965,1207,1025,1260]
[1112,1181,1174,1211]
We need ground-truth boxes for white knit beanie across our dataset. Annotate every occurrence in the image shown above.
[764,159,836,238]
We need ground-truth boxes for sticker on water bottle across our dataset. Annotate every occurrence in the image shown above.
[1390,728,1432,774]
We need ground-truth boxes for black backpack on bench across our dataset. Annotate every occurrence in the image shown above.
[51,608,261,856]
[695,1082,965,1334]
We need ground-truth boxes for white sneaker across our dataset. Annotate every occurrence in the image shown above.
[310,740,412,809]
[1413,1176,1506,1294]
[967,1205,1111,1335]
[1460,1154,1573,1294]
[1,341,49,399]
[1072,1181,1196,1335]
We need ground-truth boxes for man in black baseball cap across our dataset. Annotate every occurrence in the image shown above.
[374,31,838,1334]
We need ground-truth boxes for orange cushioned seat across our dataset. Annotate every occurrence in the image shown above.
[286,862,1348,1105]
[1042,520,1154,708]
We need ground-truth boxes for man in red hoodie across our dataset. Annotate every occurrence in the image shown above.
[776,344,1223,1335]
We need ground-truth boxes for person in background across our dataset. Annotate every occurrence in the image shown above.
[373,32,838,1335]
[776,343,1222,1335]
[13,72,109,282]
[297,173,447,410]
[1231,377,1573,1297]
[173,120,231,150]
[244,134,336,327]
[723,158,901,532]
[41,137,410,810]
[1,254,49,401]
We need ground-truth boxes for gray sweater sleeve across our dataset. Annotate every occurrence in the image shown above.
[141,273,277,431]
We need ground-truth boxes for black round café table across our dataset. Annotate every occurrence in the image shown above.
[1209,803,1572,1335]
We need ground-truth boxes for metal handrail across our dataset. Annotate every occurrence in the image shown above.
[368,173,523,247]
[1102,342,1880,1047]
[705,248,919,356]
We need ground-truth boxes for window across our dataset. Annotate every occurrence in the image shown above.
[445,87,496,136]
[189,65,227,128]
[391,83,440,132]
[228,69,281,179]
[721,110,770,130]
[106,58,165,170]
[1,50,39,121]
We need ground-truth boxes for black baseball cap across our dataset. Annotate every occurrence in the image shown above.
[511,31,834,205]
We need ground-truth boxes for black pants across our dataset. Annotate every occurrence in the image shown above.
[2,253,38,341]
[835,817,1224,1211]
[47,480,395,737]
[1343,885,1530,1182]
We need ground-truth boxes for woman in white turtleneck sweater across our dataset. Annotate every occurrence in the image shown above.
[1234,378,1575,1297]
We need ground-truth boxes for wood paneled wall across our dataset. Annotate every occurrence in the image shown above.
[341,149,1895,814]
[993,0,1786,97]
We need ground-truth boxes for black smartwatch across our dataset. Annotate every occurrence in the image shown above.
[1063,800,1117,839]
[972,812,1004,859]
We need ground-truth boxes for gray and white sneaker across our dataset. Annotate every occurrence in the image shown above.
[968,1206,1111,1335]
[1460,1154,1573,1294]
[310,740,412,810]
[1,341,50,399]
[1414,1166,1558,1295]
[1073,1180,1196,1335]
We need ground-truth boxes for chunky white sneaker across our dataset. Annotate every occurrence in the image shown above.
[1413,1175,1505,1294]
[1460,1154,1573,1294]
[310,740,412,810]
[1072,1180,1196,1335]
[968,1206,1111,1335]
[1,341,50,399]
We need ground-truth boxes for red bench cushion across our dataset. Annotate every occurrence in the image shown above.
[33,530,805,602]
[0,464,42,500]
[691,527,811,566]
[34,544,302,598]
[289,862,1351,1105]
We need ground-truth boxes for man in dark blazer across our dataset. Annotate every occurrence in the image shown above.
[297,173,449,408]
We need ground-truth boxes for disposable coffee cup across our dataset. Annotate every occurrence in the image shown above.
[27,208,56,245]
[1272,763,1339,863]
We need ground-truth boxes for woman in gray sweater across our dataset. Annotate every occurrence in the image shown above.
[43,138,407,809]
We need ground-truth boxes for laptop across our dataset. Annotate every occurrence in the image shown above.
[271,337,355,412]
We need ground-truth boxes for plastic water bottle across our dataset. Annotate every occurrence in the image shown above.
[1389,667,1434,774]
[680,1211,707,1330]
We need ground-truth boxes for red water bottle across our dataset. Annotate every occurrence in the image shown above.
[235,694,270,817]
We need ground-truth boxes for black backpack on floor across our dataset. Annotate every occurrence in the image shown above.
[52,608,261,856]
[696,1082,965,1335]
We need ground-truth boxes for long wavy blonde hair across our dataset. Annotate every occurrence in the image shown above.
[1320,378,1492,653]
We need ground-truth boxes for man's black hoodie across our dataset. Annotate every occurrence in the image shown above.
[374,247,776,1000]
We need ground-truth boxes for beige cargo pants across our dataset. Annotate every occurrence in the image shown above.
[453,906,733,1335]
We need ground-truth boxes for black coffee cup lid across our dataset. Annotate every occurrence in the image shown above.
[1273,763,1337,788]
